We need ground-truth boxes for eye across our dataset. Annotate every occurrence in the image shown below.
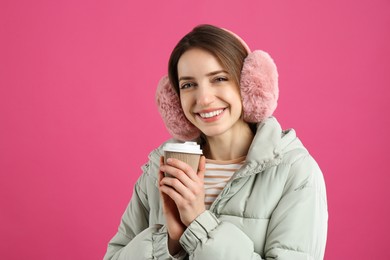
[180,82,196,90]
[213,76,228,83]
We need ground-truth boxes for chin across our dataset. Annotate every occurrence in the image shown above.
[199,126,229,138]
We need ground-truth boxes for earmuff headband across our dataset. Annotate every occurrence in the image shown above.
[156,28,279,141]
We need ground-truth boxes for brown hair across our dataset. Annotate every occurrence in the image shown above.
[168,24,248,94]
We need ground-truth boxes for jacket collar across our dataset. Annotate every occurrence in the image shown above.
[151,117,300,179]
[234,117,298,178]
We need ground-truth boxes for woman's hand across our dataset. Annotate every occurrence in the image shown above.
[159,156,206,227]
[158,157,186,255]
[158,157,186,240]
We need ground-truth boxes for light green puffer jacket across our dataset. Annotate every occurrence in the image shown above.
[104,117,328,260]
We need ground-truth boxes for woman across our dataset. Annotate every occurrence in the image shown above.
[104,24,328,260]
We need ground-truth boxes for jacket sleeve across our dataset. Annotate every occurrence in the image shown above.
[264,154,328,259]
[103,173,186,260]
[180,210,262,260]
[178,154,327,260]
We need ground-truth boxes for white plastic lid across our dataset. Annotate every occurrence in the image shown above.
[163,142,203,154]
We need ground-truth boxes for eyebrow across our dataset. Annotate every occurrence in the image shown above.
[179,70,229,82]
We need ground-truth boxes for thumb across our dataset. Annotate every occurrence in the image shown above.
[197,156,206,181]
[158,156,165,184]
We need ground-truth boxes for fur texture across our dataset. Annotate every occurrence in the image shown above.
[155,76,200,140]
[155,51,279,141]
[241,50,279,122]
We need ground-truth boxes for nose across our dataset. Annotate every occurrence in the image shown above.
[196,83,215,106]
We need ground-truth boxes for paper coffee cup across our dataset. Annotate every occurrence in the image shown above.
[163,142,203,176]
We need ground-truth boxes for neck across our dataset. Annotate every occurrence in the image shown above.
[203,123,255,161]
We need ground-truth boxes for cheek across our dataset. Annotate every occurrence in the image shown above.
[227,91,243,109]
[224,83,242,104]
[230,93,244,117]
[180,96,192,116]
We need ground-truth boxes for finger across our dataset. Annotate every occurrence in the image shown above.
[165,158,199,182]
[159,184,185,205]
[160,166,204,203]
[160,163,193,186]
[160,158,205,196]
[159,156,172,202]
[160,176,196,201]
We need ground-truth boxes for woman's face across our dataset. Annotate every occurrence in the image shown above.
[177,48,246,138]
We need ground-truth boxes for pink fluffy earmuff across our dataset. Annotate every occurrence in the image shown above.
[155,30,279,141]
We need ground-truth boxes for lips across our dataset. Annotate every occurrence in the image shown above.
[194,108,227,123]
[199,109,224,119]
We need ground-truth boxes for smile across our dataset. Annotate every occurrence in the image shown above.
[198,109,225,119]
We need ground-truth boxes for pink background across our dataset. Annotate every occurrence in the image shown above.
[1,0,389,259]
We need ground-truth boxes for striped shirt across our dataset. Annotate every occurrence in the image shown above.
[204,156,246,209]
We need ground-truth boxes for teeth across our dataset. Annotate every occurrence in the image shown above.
[199,109,224,118]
